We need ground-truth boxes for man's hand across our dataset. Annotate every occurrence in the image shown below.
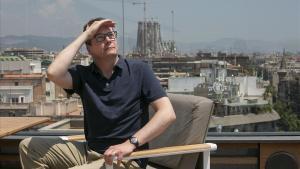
[104,140,136,166]
[85,19,116,41]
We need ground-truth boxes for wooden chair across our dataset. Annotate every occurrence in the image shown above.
[62,93,216,169]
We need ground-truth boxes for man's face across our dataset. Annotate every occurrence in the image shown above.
[88,26,118,59]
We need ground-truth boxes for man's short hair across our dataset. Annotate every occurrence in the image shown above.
[83,17,106,46]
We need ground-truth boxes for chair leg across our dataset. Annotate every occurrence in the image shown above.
[203,151,210,169]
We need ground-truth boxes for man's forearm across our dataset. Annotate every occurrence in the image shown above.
[132,97,176,147]
[47,31,88,80]
[103,97,175,165]
[133,109,175,147]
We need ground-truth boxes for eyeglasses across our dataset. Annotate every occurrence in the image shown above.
[94,31,117,43]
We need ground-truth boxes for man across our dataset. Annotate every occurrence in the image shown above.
[19,17,176,169]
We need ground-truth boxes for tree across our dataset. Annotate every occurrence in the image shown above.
[274,101,300,131]
[263,85,274,98]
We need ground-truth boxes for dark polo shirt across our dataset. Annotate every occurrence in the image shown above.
[65,56,166,154]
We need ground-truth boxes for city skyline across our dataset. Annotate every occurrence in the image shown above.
[0,0,299,44]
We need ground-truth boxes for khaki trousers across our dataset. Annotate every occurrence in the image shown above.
[19,137,141,169]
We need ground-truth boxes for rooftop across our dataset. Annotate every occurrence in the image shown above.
[0,55,26,61]
[1,74,45,78]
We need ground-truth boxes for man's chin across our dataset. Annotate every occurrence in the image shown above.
[105,49,117,55]
[106,52,118,57]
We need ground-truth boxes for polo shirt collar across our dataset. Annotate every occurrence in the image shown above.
[90,55,125,75]
[115,55,126,70]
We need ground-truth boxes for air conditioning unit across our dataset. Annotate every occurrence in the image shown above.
[265,151,298,169]
[261,143,299,169]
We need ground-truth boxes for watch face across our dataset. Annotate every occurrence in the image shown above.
[130,137,138,143]
[130,136,139,147]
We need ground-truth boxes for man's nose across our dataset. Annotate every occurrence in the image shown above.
[103,36,114,45]
[104,36,113,42]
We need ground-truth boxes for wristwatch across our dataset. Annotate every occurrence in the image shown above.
[129,136,139,148]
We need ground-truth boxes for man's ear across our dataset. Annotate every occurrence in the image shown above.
[86,45,91,54]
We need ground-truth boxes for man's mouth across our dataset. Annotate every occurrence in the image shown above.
[105,46,116,51]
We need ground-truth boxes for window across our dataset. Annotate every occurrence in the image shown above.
[19,96,25,103]
[11,98,18,104]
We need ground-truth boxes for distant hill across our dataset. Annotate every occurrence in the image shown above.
[0,35,74,52]
[1,35,299,54]
[0,35,136,54]
[177,38,300,54]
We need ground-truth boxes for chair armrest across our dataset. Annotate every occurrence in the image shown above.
[61,135,217,160]
[124,143,217,160]
[60,135,85,141]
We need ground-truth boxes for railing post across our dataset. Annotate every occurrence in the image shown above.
[203,151,210,169]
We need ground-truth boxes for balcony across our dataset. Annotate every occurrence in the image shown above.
[0,103,29,110]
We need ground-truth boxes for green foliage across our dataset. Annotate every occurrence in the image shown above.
[274,101,300,131]
[262,104,272,113]
[243,66,255,76]
[263,85,276,100]
[41,60,52,67]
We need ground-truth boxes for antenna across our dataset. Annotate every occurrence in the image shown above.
[171,10,174,44]
[171,10,175,54]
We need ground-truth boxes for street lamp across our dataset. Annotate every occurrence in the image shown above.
[97,0,126,57]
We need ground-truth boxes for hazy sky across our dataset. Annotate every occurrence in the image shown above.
[0,0,299,43]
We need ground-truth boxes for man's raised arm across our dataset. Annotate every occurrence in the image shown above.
[47,19,115,89]
[47,32,88,89]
